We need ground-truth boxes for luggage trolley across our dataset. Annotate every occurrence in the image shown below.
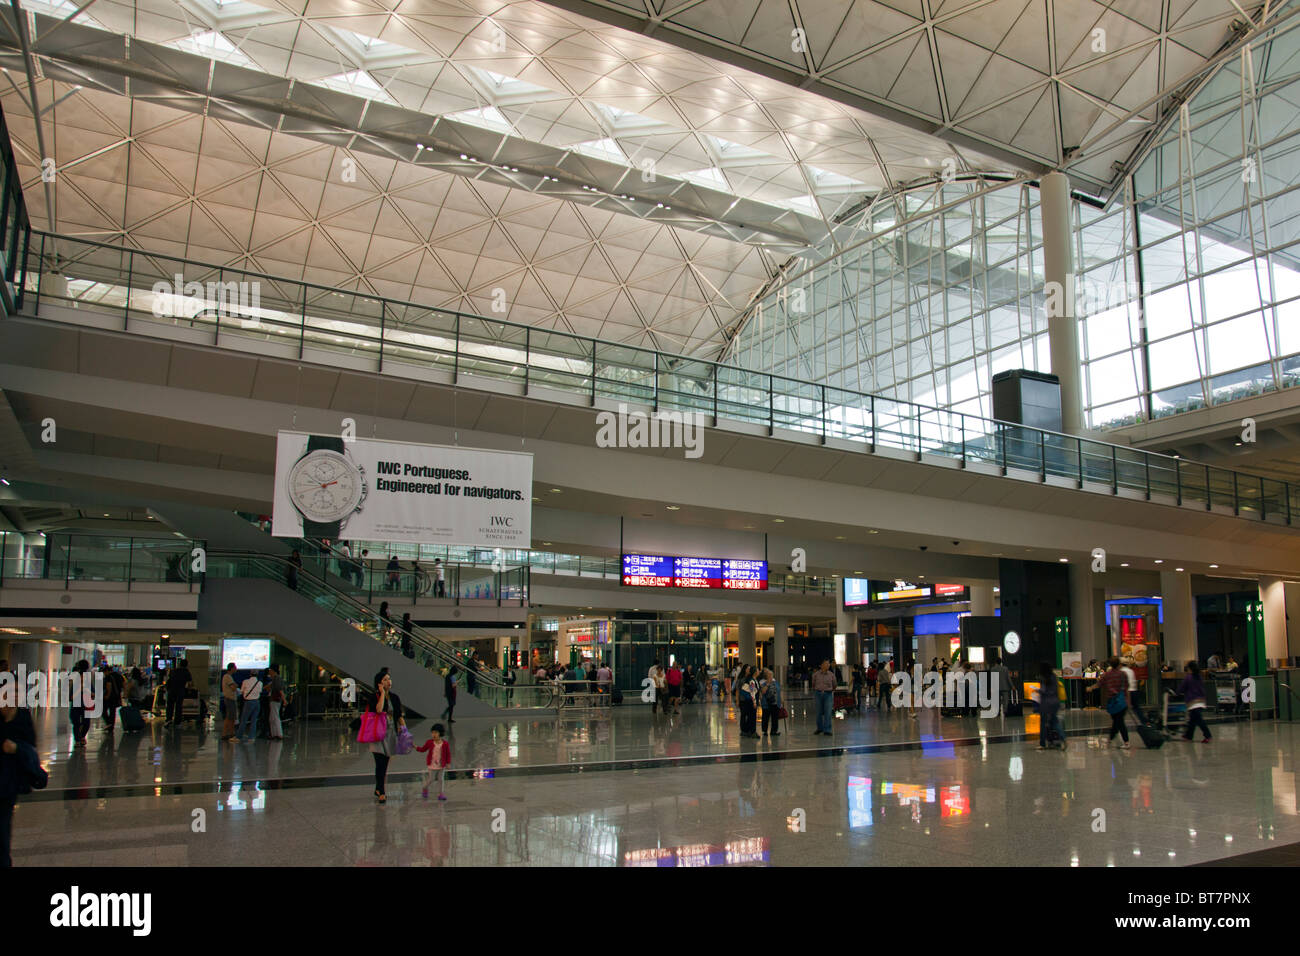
[1213,676,1241,716]
[1162,691,1187,736]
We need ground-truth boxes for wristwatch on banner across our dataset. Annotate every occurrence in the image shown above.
[286,434,367,538]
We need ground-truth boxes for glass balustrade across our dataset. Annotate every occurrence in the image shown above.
[15,231,1296,528]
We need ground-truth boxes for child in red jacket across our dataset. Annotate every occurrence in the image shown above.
[415,723,451,800]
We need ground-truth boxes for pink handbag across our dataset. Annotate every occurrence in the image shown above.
[357,710,388,743]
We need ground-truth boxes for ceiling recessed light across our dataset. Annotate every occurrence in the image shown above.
[666,505,681,511]
[1210,564,1219,569]
[542,542,552,546]
[1175,567,1185,572]
[772,518,784,523]
[1154,559,1163,564]
[1059,557,1068,563]
[867,529,879,534]
[550,488,562,493]
[1120,563,1130,567]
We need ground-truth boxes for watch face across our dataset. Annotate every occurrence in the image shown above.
[287,449,363,523]
[1003,631,1021,654]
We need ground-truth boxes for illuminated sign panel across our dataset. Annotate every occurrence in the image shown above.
[621,554,768,590]
[843,579,970,607]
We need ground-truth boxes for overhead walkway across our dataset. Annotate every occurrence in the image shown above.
[12,231,1299,528]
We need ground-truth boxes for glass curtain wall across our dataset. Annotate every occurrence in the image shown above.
[725,15,1300,432]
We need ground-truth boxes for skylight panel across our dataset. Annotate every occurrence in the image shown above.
[681,167,730,191]
[807,165,866,191]
[446,106,514,134]
[167,30,256,68]
[567,138,627,164]
[776,194,821,216]
[312,70,397,104]
[710,136,771,163]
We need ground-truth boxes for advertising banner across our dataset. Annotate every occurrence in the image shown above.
[272,431,532,547]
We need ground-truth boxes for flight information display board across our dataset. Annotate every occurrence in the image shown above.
[621,554,768,590]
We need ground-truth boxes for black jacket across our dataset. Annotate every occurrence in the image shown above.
[0,708,39,801]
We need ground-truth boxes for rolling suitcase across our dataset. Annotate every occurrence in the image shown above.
[611,688,623,705]
[1135,722,1165,749]
[119,704,146,733]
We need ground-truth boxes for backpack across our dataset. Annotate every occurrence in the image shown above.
[1105,685,1127,715]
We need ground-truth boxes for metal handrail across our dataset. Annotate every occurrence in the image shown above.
[19,230,1299,527]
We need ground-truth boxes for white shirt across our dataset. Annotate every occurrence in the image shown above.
[1121,665,1138,691]
[241,676,263,700]
[435,564,445,580]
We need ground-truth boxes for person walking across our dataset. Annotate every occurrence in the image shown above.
[866,662,878,707]
[1,699,40,867]
[236,669,264,742]
[385,555,401,591]
[1177,662,1213,743]
[266,664,286,740]
[1089,657,1130,749]
[878,660,893,711]
[433,558,446,598]
[220,662,239,740]
[416,723,451,800]
[597,660,613,702]
[760,667,783,737]
[100,665,123,737]
[852,666,865,712]
[811,659,836,736]
[737,666,760,738]
[441,667,458,723]
[367,670,405,804]
[666,661,683,713]
[1120,658,1144,724]
[400,613,413,659]
[647,660,664,714]
[1036,661,1066,750]
[164,657,192,728]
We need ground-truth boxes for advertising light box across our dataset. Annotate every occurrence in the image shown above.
[221,638,272,671]
[621,554,768,590]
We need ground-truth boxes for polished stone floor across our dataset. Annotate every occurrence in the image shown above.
[10,698,1293,867]
[29,696,1131,793]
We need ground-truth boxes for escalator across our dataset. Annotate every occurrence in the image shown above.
[200,551,555,717]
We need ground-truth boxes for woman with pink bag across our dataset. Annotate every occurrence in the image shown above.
[361,669,405,804]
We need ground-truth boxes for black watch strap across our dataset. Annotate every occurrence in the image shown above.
[301,434,346,538]
[306,434,345,454]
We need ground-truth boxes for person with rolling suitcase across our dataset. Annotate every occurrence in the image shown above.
[1035,661,1065,750]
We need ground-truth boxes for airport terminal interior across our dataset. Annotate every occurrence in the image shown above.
[2,0,1300,873]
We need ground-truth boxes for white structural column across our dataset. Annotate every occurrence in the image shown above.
[738,615,756,665]
[1068,565,1108,662]
[836,591,858,666]
[969,584,995,617]
[1286,583,1300,659]
[1041,171,1084,435]
[773,617,789,682]
[1259,577,1288,664]
[1160,571,1197,666]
